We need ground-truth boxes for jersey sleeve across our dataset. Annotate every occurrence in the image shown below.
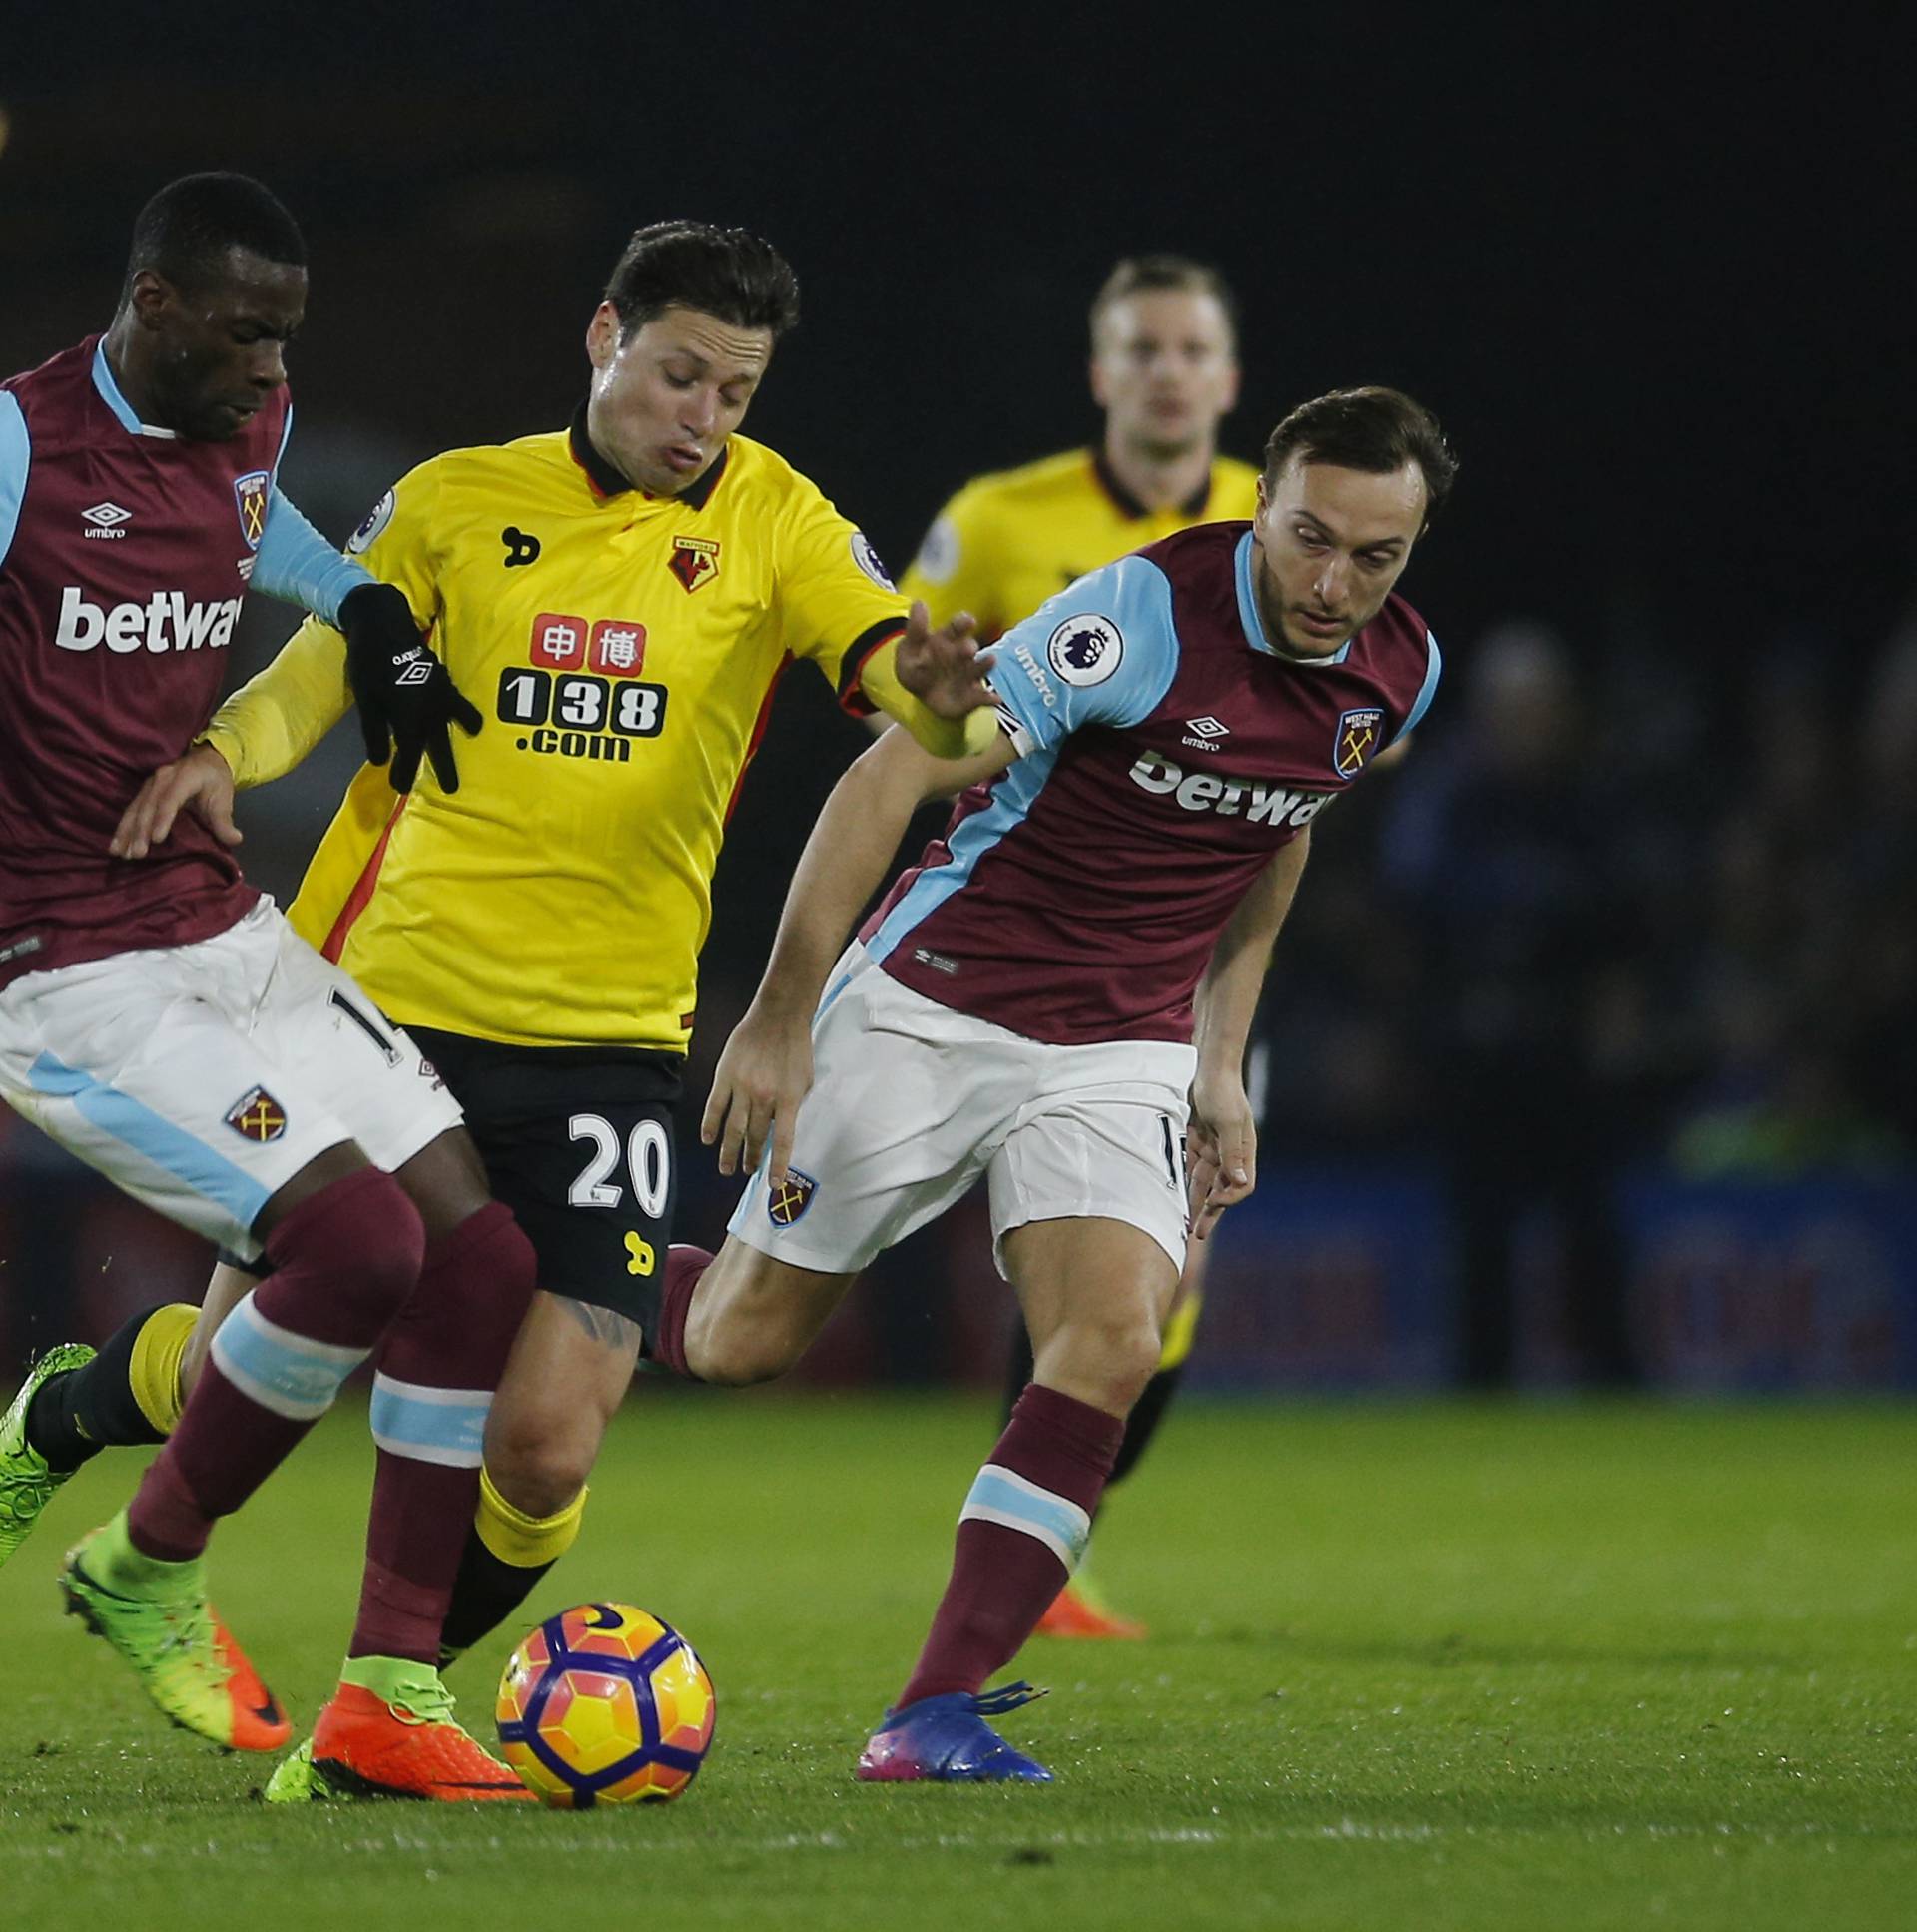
[983,554,1180,757]
[202,461,447,788]
[336,462,448,631]
[200,611,353,788]
[0,390,29,574]
[773,473,911,704]
[898,481,1006,636]
[1392,628,1442,741]
[252,487,373,623]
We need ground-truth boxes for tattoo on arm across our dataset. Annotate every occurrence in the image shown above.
[555,1295,645,1356]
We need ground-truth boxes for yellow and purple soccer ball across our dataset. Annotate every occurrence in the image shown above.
[496,1603,716,1807]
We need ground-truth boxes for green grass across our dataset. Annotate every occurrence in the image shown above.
[2,1394,1914,1929]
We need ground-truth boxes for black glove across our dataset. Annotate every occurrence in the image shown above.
[338,582,483,794]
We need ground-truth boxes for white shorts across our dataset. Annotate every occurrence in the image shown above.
[728,944,1195,1278]
[0,899,462,1260]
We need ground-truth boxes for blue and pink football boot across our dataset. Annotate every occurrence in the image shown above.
[856,1681,1052,1783]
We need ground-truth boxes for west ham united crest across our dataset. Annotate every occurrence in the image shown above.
[233,470,270,551]
[1334,706,1386,779]
[767,1170,818,1227]
[225,1085,288,1143]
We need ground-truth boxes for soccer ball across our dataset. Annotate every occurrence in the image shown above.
[496,1602,716,1807]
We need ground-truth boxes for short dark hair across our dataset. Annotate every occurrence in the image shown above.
[1089,255,1238,345]
[1262,385,1458,521]
[125,173,306,301]
[603,221,801,341]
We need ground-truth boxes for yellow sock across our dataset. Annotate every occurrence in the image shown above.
[440,1470,591,1661]
[1157,1290,1203,1374]
[129,1303,199,1436]
[475,1466,587,1567]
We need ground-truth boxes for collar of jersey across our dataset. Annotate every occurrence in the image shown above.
[1090,446,1212,522]
[1234,528,1353,667]
[92,339,179,440]
[568,402,728,511]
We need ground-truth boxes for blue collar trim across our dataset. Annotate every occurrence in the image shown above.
[1234,528,1352,667]
[92,341,174,438]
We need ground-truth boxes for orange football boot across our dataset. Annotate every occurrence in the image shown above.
[275,1660,531,1801]
[1033,1579,1148,1640]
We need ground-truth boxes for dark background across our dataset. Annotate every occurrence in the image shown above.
[4,5,1914,1385]
[9,8,1913,654]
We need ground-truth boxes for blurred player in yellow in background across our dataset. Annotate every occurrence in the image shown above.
[901,257,1257,1639]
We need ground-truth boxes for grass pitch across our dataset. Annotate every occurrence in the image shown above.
[1,1393,1912,1930]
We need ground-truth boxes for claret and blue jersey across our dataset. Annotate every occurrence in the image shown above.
[0,335,374,987]
[861,520,1441,1048]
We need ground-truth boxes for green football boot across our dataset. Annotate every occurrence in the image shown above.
[60,1513,291,1751]
[264,1738,329,1802]
[0,1342,96,1569]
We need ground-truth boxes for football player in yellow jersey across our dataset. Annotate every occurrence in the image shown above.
[50,222,998,1788]
[900,255,1259,638]
[901,256,1258,1641]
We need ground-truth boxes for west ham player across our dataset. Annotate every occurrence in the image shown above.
[0,175,540,1799]
[7,220,998,1797]
[901,254,1260,1639]
[672,386,1455,1779]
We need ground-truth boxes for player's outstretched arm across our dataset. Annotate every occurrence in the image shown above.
[1187,830,1313,1239]
[200,611,355,790]
[704,725,1018,1183]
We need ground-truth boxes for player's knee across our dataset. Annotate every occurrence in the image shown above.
[261,1166,426,1323]
[1097,1334,1162,1413]
[496,1458,591,1524]
[485,1410,604,1520]
[1039,1316,1161,1415]
[684,1305,805,1387]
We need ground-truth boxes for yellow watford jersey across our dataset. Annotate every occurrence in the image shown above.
[204,416,913,1052]
[899,447,1261,640]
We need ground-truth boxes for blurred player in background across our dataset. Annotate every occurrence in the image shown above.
[0,174,539,1799]
[900,256,1259,1637]
[675,385,1455,1779]
[17,219,998,1796]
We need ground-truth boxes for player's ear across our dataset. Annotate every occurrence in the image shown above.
[127,270,174,333]
[585,302,622,370]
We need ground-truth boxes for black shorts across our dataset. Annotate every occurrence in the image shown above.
[226,1024,685,1328]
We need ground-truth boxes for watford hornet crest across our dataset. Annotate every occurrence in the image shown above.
[767,1169,818,1227]
[669,535,720,593]
[1334,706,1386,780]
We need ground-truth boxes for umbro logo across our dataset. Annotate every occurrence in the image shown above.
[82,502,131,540]
[1181,715,1231,751]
